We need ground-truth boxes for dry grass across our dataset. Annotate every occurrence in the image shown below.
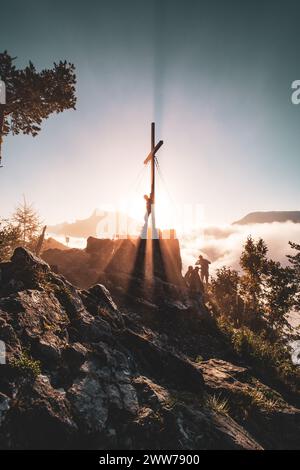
[205,393,230,415]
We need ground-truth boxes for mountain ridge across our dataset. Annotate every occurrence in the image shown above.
[233,211,300,225]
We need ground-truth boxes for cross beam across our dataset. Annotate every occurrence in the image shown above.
[143,122,163,204]
[143,140,163,165]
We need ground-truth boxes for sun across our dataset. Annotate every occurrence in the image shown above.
[121,186,176,232]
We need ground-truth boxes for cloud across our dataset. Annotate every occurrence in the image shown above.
[180,222,300,274]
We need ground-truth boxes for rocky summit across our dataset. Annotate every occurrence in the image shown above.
[0,247,300,449]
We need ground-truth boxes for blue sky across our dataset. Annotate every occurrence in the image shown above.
[1,0,300,225]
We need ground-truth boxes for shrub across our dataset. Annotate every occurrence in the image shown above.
[11,352,41,378]
[217,317,300,389]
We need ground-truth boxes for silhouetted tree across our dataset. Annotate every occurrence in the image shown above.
[0,51,76,164]
[287,241,300,310]
[211,236,296,336]
[210,267,241,326]
[262,259,296,334]
[0,219,22,261]
[239,236,268,318]
[12,197,41,245]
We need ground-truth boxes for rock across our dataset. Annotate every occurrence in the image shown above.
[11,247,50,272]
[120,329,205,394]
[202,409,262,450]
[131,376,261,450]
[68,376,108,434]
[42,248,94,289]
[0,375,77,449]
[0,290,69,342]
[198,359,300,449]
[0,393,10,426]
[80,284,125,330]
[104,239,137,275]
[198,359,249,388]
[88,284,118,312]
[67,354,138,436]
[0,313,21,353]
[0,248,50,296]
[36,333,62,362]
[62,343,88,368]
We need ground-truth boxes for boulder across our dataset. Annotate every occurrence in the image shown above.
[0,393,10,426]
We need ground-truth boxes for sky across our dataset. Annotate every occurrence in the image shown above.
[1,0,300,226]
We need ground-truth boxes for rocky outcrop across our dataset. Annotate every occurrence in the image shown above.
[198,359,300,449]
[42,236,184,291]
[0,248,300,449]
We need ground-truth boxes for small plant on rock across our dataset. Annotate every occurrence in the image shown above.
[206,393,230,415]
[11,352,41,378]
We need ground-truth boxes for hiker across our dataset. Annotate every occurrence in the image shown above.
[184,265,193,287]
[144,194,152,222]
[196,254,211,285]
[189,266,205,299]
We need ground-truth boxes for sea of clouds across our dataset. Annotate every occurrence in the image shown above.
[180,221,300,274]
[180,221,300,329]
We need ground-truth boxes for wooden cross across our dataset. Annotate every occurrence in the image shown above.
[144,122,163,204]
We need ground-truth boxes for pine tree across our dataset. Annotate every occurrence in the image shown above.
[210,266,241,326]
[262,259,296,334]
[239,236,268,316]
[287,242,300,310]
[0,219,22,261]
[0,51,76,165]
[12,197,41,245]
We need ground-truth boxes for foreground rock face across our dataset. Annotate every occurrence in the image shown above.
[0,248,299,449]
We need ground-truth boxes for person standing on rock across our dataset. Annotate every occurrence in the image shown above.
[189,266,205,301]
[196,255,211,285]
[184,265,193,287]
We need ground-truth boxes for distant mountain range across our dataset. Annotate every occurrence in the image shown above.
[48,210,104,237]
[233,211,300,225]
[48,209,141,238]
